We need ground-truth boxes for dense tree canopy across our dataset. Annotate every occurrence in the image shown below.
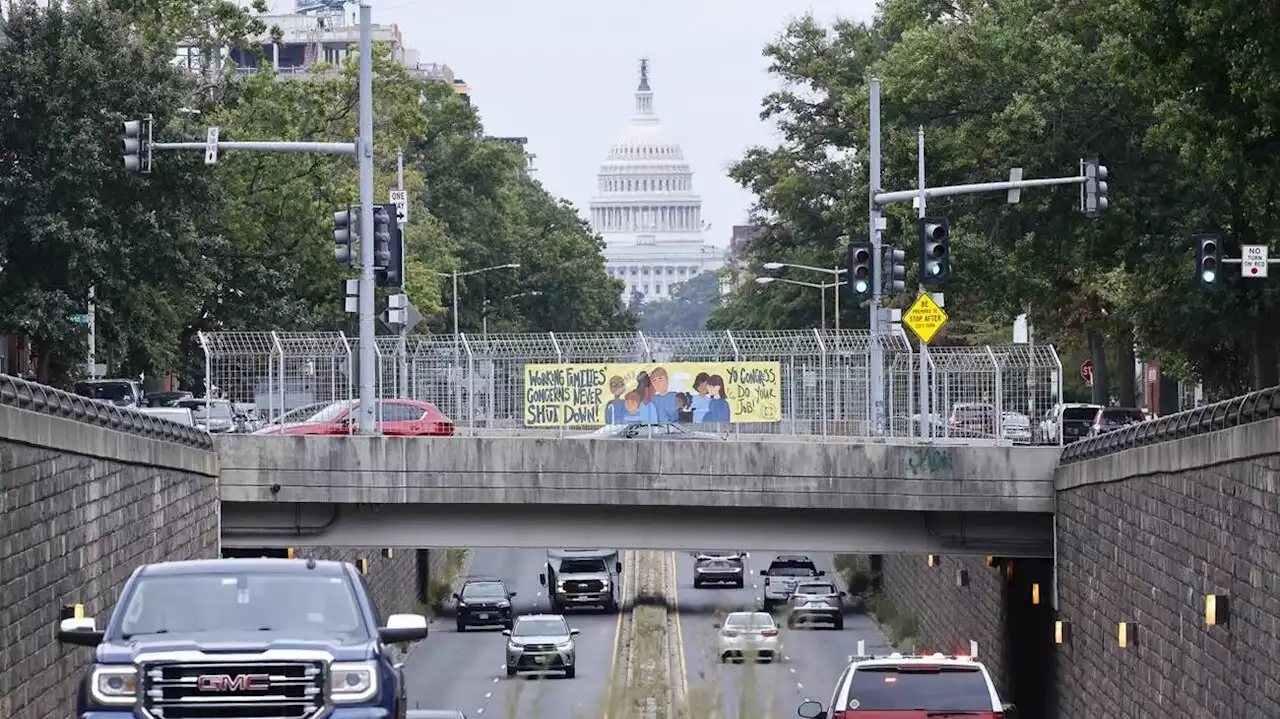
[637,271,722,333]
[713,0,1280,400]
[0,0,629,385]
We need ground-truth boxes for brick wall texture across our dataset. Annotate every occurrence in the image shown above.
[0,422,219,719]
[1053,454,1280,719]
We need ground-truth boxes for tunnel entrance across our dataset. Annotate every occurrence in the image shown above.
[1003,558,1055,719]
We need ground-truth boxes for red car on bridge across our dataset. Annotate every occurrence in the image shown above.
[254,399,454,436]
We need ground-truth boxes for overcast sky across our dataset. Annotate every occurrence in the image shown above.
[270,0,879,245]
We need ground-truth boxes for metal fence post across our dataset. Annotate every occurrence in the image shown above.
[462,334,476,428]
[986,345,1003,439]
[198,332,212,402]
[270,331,284,421]
[814,328,828,436]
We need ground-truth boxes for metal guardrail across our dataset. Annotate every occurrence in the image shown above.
[198,330,1063,441]
[1059,384,1280,463]
[0,374,214,450]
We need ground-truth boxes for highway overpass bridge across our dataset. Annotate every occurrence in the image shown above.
[214,434,1061,556]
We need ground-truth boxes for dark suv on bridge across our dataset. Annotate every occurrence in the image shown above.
[56,557,428,719]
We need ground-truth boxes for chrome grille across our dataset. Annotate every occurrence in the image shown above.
[143,660,324,719]
[520,644,558,652]
[567,580,603,592]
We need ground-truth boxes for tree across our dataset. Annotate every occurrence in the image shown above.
[0,0,219,381]
[412,84,632,335]
[637,271,722,332]
[719,0,1280,399]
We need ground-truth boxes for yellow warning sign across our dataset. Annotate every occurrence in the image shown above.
[903,293,949,343]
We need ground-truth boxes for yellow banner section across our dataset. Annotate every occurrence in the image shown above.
[522,361,782,427]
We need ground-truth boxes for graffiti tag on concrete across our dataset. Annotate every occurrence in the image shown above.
[907,448,954,475]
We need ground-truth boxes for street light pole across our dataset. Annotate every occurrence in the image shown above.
[355,2,377,434]
[759,262,846,331]
[755,276,845,329]
[396,147,408,399]
[833,266,841,332]
[868,77,886,435]
[438,263,521,424]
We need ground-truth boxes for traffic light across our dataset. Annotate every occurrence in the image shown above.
[848,241,873,297]
[121,115,152,173]
[918,216,951,286]
[371,205,392,286]
[1196,233,1222,290]
[1083,155,1108,217]
[333,205,357,268]
[376,203,403,287]
[885,246,906,294]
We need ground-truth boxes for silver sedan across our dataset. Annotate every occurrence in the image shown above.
[716,611,782,663]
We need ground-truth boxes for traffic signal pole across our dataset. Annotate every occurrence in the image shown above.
[867,78,887,436]
[916,126,932,440]
[122,4,381,434]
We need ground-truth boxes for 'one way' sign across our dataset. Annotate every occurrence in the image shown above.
[388,189,408,223]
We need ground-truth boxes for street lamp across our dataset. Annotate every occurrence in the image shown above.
[755,276,846,329]
[483,290,542,339]
[758,261,848,330]
[436,263,521,423]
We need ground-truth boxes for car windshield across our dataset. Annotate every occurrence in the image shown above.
[847,665,992,711]
[177,400,232,420]
[724,612,774,629]
[1061,407,1098,421]
[514,618,567,637]
[767,562,817,577]
[116,573,368,640]
[305,402,352,423]
[1100,408,1146,425]
[74,382,133,401]
[559,558,606,573]
[462,582,507,600]
[796,583,835,594]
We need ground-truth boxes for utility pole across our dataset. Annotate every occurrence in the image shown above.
[354,1,376,434]
[396,147,409,399]
[833,266,841,331]
[867,78,886,435]
[916,126,931,439]
[87,286,96,379]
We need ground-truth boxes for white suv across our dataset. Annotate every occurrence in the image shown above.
[797,648,1017,719]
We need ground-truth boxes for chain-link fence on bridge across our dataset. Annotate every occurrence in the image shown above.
[198,330,1062,441]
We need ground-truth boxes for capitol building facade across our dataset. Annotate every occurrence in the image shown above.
[588,59,726,304]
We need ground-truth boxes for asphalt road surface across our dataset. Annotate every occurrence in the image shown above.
[404,548,624,718]
[671,551,893,719]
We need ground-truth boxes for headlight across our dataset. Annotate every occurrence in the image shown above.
[90,665,138,705]
[600,580,611,590]
[508,641,522,652]
[557,640,574,650]
[497,600,511,608]
[556,581,566,591]
[330,660,378,703]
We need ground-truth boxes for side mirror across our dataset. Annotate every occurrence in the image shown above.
[758,570,768,576]
[378,613,428,643]
[615,561,623,573]
[1002,703,1017,718]
[797,699,826,719]
[57,617,105,647]
[452,592,460,601]
[502,629,511,637]
[569,628,580,636]
[509,591,518,598]
[839,591,848,596]
[816,570,826,576]
[712,623,721,629]
[539,573,547,586]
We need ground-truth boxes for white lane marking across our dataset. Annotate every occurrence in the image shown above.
[536,591,542,597]
[477,709,484,715]
[797,683,804,690]
[789,667,796,674]
[485,692,493,699]
[492,676,500,683]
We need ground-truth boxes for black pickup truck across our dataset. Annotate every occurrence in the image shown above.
[57,557,428,719]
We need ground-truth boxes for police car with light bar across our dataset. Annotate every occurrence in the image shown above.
[796,641,1017,719]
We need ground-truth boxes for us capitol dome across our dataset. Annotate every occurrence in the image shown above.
[588,58,726,304]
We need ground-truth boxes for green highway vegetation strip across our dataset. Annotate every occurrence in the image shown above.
[597,550,673,719]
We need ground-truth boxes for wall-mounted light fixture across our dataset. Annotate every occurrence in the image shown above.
[1118,621,1137,648]
[1005,562,1015,580]
[956,569,970,587]
[357,558,369,575]
[1031,583,1041,605]
[985,555,1002,568]
[382,548,395,559]
[1205,594,1229,627]
[927,555,939,567]
[1055,620,1070,645]
[286,547,295,559]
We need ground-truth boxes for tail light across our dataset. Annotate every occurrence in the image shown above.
[721,630,739,638]
[760,629,778,637]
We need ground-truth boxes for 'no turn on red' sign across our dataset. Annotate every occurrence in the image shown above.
[1242,244,1269,278]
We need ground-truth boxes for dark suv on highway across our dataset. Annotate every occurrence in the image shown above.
[56,557,428,719]
[454,577,517,631]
